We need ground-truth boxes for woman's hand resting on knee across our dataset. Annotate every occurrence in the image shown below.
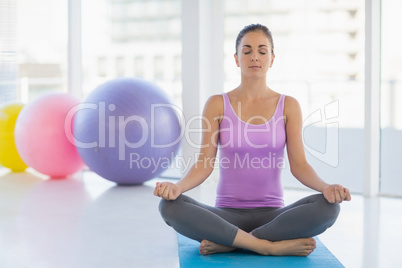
[154,182,182,200]
[323,184,351,203]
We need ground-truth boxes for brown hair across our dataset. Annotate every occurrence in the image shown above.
[235,24,274,55]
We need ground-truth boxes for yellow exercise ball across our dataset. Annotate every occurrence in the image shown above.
[0,103,28,172]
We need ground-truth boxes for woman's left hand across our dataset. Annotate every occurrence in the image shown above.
[323,184,351,203]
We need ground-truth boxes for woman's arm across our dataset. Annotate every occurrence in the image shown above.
[284,96,351,203]
[154,95,223,200]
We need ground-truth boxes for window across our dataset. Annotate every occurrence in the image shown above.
[174,55,181,80]
[134,56,145,78]
[97,57,107,77]
[15,0,68,102]
[82,0,182,105]
[0,0,17,103]
[154,56,164,80]
[115,56,125,77]
[380,0,402,196]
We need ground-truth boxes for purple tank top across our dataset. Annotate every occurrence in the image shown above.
[215,93,286,208]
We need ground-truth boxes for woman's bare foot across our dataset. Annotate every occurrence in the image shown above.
[199,239,237,255]
[263,238,317,257]
[208,229,317,257]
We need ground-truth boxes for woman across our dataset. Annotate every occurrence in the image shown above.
[154,24,351,257]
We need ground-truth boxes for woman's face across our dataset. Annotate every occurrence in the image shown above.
[234,31,275,79]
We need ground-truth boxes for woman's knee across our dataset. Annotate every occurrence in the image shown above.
[314,194,341,224]
[158,195,185,224]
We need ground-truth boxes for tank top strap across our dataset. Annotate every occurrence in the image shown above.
[222,92,229,106]
[275,94,286,117]
[222,93,233,117]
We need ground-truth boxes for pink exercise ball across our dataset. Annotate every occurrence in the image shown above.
[14,92,85,177]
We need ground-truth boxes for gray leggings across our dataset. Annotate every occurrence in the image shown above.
[159,194,340,247]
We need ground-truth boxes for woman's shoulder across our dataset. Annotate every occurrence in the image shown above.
[283,94,302,119]
[283,94,299,106]
[203,94,224,117]
[206,94,224,107]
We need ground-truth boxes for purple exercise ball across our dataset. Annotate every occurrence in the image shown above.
[73,78,182,185]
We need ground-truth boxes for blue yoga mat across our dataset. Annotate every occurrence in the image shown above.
[177,233,344,267]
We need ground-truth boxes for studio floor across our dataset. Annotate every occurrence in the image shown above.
[0,168,401,268]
